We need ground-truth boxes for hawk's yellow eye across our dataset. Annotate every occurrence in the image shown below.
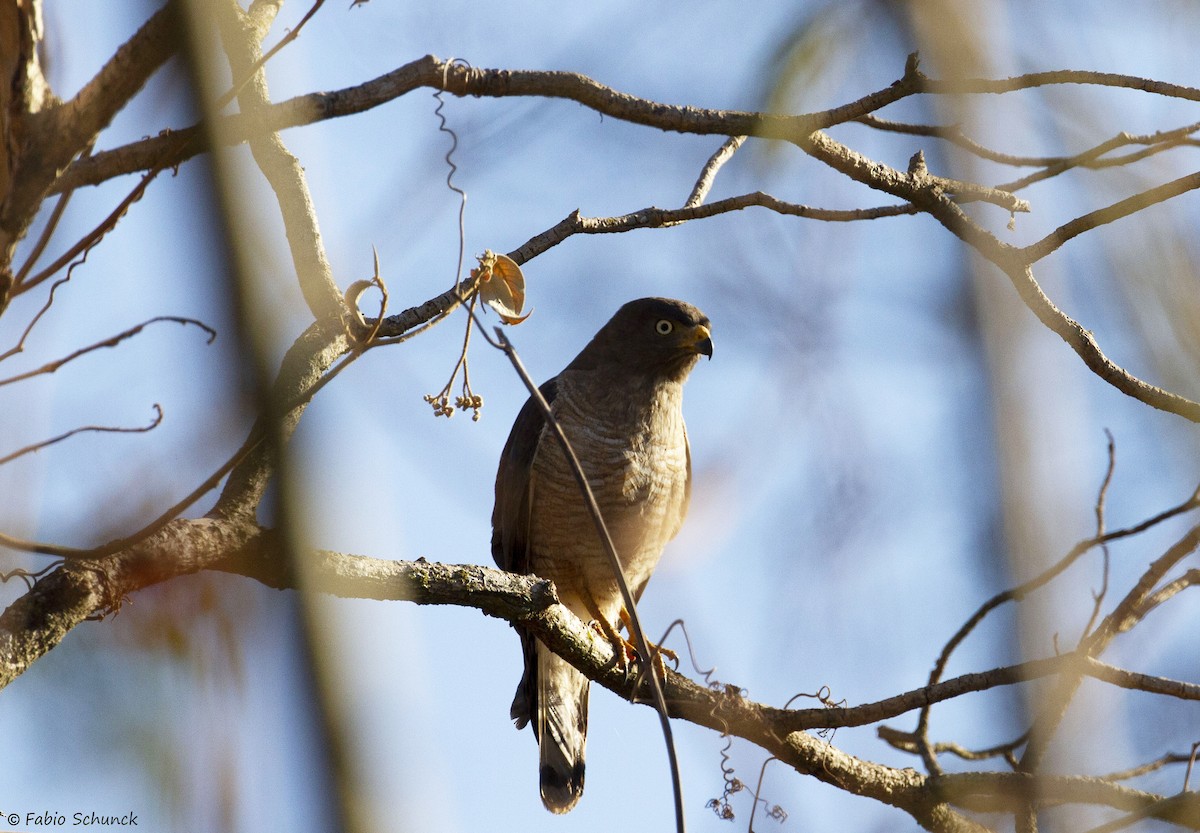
[655,319,674,335]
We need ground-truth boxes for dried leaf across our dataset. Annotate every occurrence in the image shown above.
[475,250,531,324]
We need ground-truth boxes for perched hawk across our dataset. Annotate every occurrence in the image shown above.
[491,297,712,813]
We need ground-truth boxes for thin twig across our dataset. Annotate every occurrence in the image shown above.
[0,316,216,387]
[0,404,163,466]
[1021,171,1200,263]
[13,143,94,290]
[855,115,1200,185]
[1101,752,1196,783]
[1127,569,1200,627]
[914,478,1200,774]
[880,726,1028,769]
[1074,792,1199,833]
[1020,522,1200,772]
[685,135,746,208]
[508,197,916,265]
[997,138,1199,193]
[1185,742,1200,792]
[0,275,70,363]
[919,68,1200,102]
[0,425,264,559]
[1080,430,1117,639]
[19,157,173,294]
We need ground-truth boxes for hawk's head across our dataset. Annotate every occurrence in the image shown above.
[569,297,712,382]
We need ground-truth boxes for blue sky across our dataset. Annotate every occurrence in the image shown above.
[2,2,1199,832]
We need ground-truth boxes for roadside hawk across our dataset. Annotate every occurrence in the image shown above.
[491,297,712,814]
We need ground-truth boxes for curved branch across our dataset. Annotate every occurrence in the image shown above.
[0,404,164,466]
[44,51,1200,430]
[0,316,215,387]
[212,319,348,518]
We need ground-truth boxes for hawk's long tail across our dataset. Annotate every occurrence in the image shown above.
[536,642,589,813]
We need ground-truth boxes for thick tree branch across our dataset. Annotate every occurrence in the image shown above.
[6,521,1195,832]
[0,515,263,688]
[212,319,348,518]
[52,53,906,193]
[2,2,181,257]
[208,1,343,322]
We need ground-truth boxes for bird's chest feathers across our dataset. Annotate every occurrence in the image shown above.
[546,375,689,507]
[525,367,692,610]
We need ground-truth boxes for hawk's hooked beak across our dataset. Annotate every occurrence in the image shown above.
[686,323,714,359]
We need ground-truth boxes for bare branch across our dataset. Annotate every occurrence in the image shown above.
[1020,522,1200,771]
[920,68,1200,102]
[6,504,1195,833]
[18,156,177,294]
[1084,658,1200,701]
[1132,569,1200,623]
[1022,171,1200,263]
[1081,431,1117,640]
[1079,793,1200,833]
[52,54,906,193]
[37,51,1200,426]
[915,482,1200,773]
[936,772,1200,828]
[0,516,266,688]
[0,316,215,387]
[995,131,1200,193]
[804,127,1200,422]
[0,275,69,363]
[0,404,163,466]
[11,142,92,293]
[856,115,1200,187]
[803,129,1030,214]
[214,0,326,111]
[855,115,1068,167]
[1102,752,1198,783]
[686,136,746,207]
[510,198,917,264]
[211,320,348,517]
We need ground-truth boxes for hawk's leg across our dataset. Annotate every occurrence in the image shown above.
[586,612,635,670]
[618,608,679,676]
